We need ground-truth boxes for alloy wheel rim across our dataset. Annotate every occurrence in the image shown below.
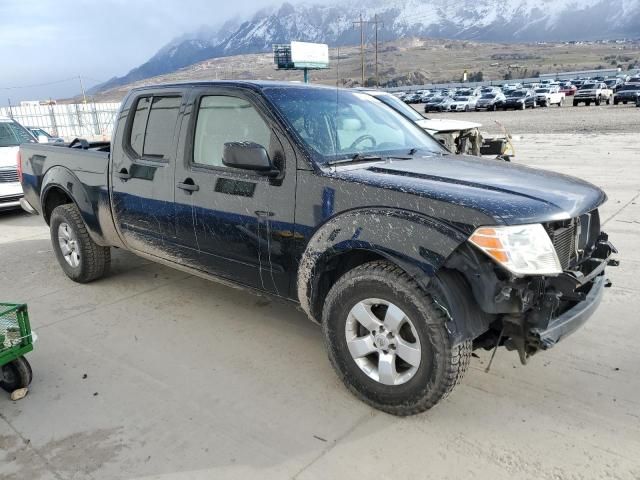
[58,222,80,267]
[345,298,421,386]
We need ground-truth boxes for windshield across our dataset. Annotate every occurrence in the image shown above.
[580,83,596,89]
[454,96,469,101]
[509,91,526,97]
[619,84,640,91]
[373,93,423,122]
[263,87,444,164]
[535,89,549,93]
[481,94,496,99]
[0,120,35,147]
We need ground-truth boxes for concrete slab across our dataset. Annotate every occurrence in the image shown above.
[1,132,639,480]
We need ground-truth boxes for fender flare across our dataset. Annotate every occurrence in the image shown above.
[40,166,118,247]
[296,207,470,323]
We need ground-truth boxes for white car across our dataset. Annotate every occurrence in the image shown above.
[448,95,478,112]
[0,116,36,210]
[534,87,565,107]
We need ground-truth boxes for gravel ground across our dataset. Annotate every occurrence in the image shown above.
[0,125,639,478]
[412,102,640,135]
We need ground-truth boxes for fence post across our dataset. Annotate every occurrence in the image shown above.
[74,103,83,136]
[49,103,59,137]
[92,102,101,135]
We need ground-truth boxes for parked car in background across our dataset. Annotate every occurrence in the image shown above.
[27,127,64,144]
[475,92,506,111]
[426,96,455,112]
[560,82,578,96]
[604,78,623,92]
[403,93,422,104]
[573,82,613,106]
[534,87,565,107]
[503,90,537,110]
[613,84,640,105]
[1,116,36,210]
[448,95,478,112]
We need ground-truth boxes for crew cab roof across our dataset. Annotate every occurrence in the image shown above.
[127,80,337,94]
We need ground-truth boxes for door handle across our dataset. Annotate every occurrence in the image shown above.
[177,179,199,193]
[116,169,131,181]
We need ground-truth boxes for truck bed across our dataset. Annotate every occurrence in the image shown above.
[19,141,116,246]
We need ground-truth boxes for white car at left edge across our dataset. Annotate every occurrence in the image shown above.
[0,116,37,210]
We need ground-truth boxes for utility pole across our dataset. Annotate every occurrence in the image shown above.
[372,14,383,88]
[353,14,366,86]
[78,76,87,104]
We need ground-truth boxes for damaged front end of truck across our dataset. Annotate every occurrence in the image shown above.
[446,209,618,365]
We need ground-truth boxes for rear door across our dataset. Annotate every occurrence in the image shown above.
[110,90,184,256]
[172,86,297,295]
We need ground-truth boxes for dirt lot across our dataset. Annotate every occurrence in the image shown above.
[413,102,640,135]
[1,107,639,479]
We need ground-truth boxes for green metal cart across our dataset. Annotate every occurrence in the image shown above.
[0,303,34,392]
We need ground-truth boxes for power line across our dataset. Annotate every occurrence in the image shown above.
[0,77,79,91]
[0,75,105,91]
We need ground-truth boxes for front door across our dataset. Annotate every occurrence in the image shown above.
[111,92,183,257]
[173,88,297,296]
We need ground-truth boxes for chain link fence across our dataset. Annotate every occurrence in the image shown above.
[0,102,121,140]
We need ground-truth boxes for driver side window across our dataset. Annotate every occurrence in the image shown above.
[193,95,272,168]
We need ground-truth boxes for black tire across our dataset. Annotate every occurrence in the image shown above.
[50,204,110,283]
[586,101,591,106]
[573,100,578,107]
[605,97,610,105]
[614,100,619,105]
[1,357,32,392]
[322,261,472,416]
[595,97,601,106]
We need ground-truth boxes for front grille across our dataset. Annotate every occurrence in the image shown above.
[548,224,576,269]
[544,210,600,270]
[0,168,19,183]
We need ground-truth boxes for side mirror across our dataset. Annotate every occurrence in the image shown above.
[37,135,49,144]
[222,142,277,175]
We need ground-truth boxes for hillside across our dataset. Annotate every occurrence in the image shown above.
[93,0,640,92]
[85,37,640,103]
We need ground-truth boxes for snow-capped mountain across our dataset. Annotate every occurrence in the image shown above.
[94,0,640,92]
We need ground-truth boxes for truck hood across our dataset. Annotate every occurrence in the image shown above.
[0,146,18,169]
[333,154,606,225]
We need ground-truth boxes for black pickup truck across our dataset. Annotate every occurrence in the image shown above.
[19,81,616,415]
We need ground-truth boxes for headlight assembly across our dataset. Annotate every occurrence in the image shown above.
[469,224,562,276]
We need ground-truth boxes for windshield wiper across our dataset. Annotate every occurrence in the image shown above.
[326,154,386,166]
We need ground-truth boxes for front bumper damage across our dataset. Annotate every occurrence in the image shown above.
[503,234,618,363]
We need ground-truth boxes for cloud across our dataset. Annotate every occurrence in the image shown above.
[0,0,315,103]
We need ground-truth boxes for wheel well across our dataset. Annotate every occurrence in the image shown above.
[43,187,73,224]
[310,249,388,322]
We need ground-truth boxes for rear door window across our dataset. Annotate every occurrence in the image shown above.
[128,95,181,160]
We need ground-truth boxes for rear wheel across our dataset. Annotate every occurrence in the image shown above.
[322,261,472,416]
[0,357,32,392]
[573,100,578,106]
[50,204,110,283]
[605,97,610,105]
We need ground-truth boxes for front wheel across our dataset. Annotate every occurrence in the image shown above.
[322,261,471,416]
[0,357,32,392]
[50,204,111,283]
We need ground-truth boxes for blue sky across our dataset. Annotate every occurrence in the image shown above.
[0,0,308,105]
